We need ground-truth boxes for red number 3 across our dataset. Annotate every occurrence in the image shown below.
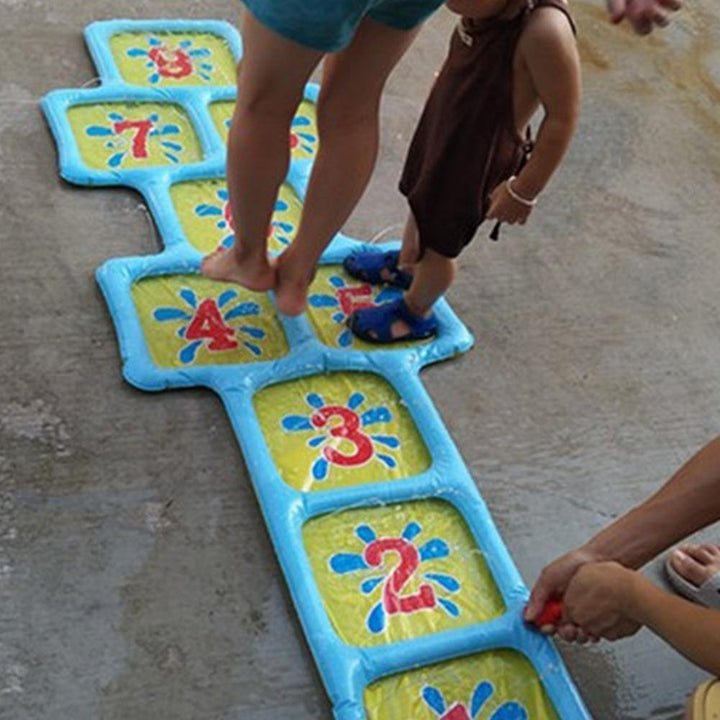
[311,406,373,467]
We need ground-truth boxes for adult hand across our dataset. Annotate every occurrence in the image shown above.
[563,562,642,640]
[606,0,682,35]
[487,181,533,225]
[525,547,600,642]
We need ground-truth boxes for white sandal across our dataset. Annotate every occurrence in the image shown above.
[687,678,720,719]
[664,551,720,610]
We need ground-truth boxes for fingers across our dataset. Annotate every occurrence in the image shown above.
[554,623,597,643]
[573,627,593,644]
[632,17,654,34]
[614,0,680,33]
[606,0,626,23]
[632,9,668,33]
[486,183,533,225]
[651,7,671,26]
[525,582,551,622]
[487,206,530,225]
[556,622,581,642]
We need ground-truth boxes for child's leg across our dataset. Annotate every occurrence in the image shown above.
[404,248,455,317]
[398,211,420,271]
[274,18,421,316]
[347,247,454,342]
[201,12,323,289]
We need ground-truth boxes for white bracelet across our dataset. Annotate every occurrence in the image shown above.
[505,176,538,207]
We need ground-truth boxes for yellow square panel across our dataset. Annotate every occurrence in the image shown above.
[303,500,505,646]
[109,32,236,87]
[170,179,303,254]
[307,266,430,350]
[365,649,559,720]
[209,98,318,161]
[132,274,288,367]
[254,372,431,491]
[68,102,202,170]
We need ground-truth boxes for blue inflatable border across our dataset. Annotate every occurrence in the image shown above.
[41,19,590,720]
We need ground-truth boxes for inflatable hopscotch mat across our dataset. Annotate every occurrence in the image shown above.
[42,19,590,720]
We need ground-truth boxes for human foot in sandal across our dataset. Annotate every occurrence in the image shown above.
[343,250,413,290]
[347,297,437,343]
[665,544,720,609]
[686,678,720,720]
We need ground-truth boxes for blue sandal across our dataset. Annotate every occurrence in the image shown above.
[342,250,413,290]
[347,298,438,344]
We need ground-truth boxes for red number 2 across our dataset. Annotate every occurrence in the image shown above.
[364,538,436,615]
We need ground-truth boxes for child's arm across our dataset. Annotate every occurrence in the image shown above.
[486,8,580,225]
[526,435,720,636]
[445,0,485,15]
[629,575,720,676]
[448,0,680,30]
[510,8,581,204]
[563,562,720,676]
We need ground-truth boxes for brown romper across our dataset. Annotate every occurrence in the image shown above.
[399,0,576,258]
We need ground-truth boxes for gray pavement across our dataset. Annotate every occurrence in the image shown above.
[2,1,720,718]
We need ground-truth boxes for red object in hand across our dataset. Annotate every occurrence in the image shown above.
[529,599,564,627]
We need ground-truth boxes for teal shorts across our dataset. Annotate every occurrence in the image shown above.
[242,0,444,52]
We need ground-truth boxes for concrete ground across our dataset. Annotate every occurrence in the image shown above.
[2,0,720,718]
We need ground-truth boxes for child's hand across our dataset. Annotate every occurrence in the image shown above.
[525,546,600,642]
[563,562,643,640]
[487,181,534,225]
[607,0,681,34]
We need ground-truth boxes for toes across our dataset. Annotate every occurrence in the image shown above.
[683,544,716,565]
[671,549,710,587]
[201,247,227,271]
[574,629,591,644]
[697,543,720,558]
[206,246,227,260]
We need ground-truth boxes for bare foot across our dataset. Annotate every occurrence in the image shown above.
[200,247,276,292]
[670,543,720,589]
[274,250,314,316]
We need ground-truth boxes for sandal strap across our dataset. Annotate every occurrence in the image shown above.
[348,298,437,343]
[665,553,720,609]
[343,250,412,289]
